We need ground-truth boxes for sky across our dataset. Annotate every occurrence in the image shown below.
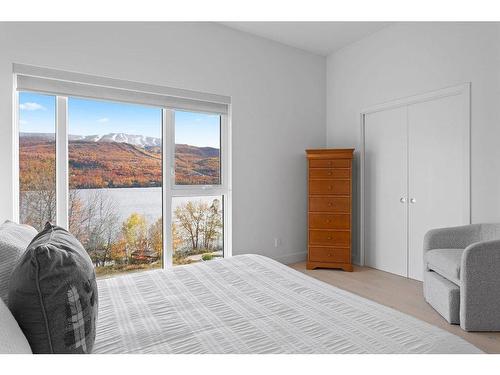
[19,92,220,148]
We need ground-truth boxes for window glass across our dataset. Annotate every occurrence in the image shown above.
[68,97,163,278]
[19,92,56,231]
[174,111,221,185]
[172,196,223,265]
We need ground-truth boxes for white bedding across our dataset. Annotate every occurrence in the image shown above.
[93,254,481,354]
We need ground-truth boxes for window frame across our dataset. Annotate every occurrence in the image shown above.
[13,65,232,269]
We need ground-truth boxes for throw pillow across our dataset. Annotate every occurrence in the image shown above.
[0,220,37,303]
[0,297,32,354]
[8,222,98,354]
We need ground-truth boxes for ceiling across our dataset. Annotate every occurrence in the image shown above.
[220,22,393,56]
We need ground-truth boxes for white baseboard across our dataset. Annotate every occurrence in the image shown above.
[231,250,307,265]
[273,251,307,265]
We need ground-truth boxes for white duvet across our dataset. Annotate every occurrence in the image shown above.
[93,254,481,354]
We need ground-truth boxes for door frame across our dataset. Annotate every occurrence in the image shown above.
[359,83,471,267]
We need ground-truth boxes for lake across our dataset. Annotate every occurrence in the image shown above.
[74,187,163,224]
[73,187,221,225]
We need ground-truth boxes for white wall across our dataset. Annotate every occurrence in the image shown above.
[326,22,500,263]
[0,22,326,264]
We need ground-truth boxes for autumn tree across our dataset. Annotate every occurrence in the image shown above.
[202,199,222,250]
[68,190,85,239]
[122,213,155,264]
[110,238,127,264]
[19,158,56,231]
[69,190,119,267]
[174,198,222,255]
[171,222,183,254]
[174,200,206,251]
[149,218,163,261]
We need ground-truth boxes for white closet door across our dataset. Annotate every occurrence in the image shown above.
[364,107,408,276]
[408,94,469,281]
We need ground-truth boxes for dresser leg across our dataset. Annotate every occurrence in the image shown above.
[306,262,353,271]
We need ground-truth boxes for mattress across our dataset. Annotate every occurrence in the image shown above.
[93,254,481,354]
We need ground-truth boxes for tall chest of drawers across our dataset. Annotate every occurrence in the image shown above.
[306,149,354,271]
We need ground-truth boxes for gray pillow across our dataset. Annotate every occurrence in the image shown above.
[8,222,98,354]
[0,297,32,354]
[0,220,37,303]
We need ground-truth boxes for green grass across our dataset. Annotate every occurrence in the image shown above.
[201,253,213,261]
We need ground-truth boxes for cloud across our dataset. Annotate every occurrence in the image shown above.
[19,102,46,111]
[19,120,28,125]
[97,117,110,123]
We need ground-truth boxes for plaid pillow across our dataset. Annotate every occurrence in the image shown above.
[64,282,97,352]
[8,223,98,354]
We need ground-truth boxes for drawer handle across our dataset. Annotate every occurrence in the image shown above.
[327,172,332,176]
[328,186,332,190]
[326,219,331,223]
[328,203,333,206]
[327,237,332,240]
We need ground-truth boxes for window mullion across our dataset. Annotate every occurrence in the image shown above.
[12,89,20,222]
[222,112,232,258]
[162,108,174,268]
[56,96,69,229]
[171,188,226,197]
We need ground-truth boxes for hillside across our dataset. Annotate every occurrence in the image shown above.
[67,141,162,188]
[175,144,221,185]
[19,135,220,189]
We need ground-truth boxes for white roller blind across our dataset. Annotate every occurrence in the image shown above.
[15,64,230,114]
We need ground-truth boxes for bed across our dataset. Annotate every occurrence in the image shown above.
[94,254,481,354]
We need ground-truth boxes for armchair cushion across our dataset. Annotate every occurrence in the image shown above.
[425,249,464,285]
[423,225,481,252]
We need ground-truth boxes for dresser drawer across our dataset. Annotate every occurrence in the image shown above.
[309,196,350,212]
[309,230,350,246]
[309,180,351,195]
[309,159,351,168]
[309,168,351,179]
[309,247,350,263]
[308,213,350,230]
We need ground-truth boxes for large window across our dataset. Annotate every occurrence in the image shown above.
[15,65,231,277]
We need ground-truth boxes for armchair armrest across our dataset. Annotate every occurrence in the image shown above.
[423,224,481,252]
[460,239,500,331]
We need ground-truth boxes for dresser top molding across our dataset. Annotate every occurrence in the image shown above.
[306,149,354,159]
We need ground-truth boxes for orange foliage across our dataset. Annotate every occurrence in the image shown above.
[19,137,220,189]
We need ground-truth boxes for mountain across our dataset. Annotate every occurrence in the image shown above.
[20,132,55,141]
[69,133,161,148]
[175,144,220,185]
[175,144,220,158]
[19,132,219,189]
[21,132,160,148]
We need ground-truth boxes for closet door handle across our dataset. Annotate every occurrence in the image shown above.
[410,198,416,204]
[400,197,407,203]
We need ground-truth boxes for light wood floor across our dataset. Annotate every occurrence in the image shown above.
[289,262,500,353]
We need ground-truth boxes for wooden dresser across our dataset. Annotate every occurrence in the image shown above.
[306,149,354,271]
